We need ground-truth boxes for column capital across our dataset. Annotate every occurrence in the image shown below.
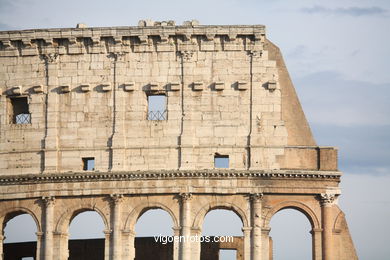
[107,52,125,62]
[36,231,44,238]
[42,196,55,207]
[310,228,323,234]
[250,193,264,202]
[319,193,336,206]
[40,53,58,63]
[110,193,124,205]
[172,226,182,232]
[247,50,262,58]
[261,227,271,235]
[242,226,252,234]
[179,192,192,202]
[103,229,112,235]
[178,50,194,62]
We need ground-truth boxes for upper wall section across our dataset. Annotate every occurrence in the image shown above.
[0,23,336,175]
[0,23,266,56]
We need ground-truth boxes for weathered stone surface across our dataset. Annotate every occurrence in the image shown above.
[0,23,357,260]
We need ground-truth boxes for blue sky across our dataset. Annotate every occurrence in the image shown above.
[1,0,389,259]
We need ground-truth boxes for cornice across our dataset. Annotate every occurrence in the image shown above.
[0,169,341,185]
[0,25,265,57]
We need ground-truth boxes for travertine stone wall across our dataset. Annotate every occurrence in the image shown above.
[0,23,357,260]
[0,24,336,175]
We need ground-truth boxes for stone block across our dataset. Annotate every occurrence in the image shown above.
[214,82,224,91]
[169,82,180,91]
[80,84,90,92]
[123,82,135,91]
[100,83,111,92]
[192,81,203,91]
[32,85,45,94]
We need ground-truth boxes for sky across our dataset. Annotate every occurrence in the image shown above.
[1,0,390,259]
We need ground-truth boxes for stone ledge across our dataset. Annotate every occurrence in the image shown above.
[0,25,266,57]
[0,169,341,185]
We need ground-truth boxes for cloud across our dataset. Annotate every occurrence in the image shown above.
[301,5,388,17]
[295,71,390,127]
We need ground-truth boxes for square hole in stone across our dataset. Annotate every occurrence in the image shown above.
[82,157,95,171]
[214,154,229,168]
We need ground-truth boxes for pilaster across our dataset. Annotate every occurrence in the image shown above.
[320,193,336,260]
[250,193,263,260]
[179,192,192,260]
[110,194,123,260]
[42,196,55,260]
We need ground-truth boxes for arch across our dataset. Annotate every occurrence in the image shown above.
[333,210,345,231]
[55,204,109,233]
[264,200,320,229]
[1,206,42,233]
[192,201,249,230]
[124,201,179,231]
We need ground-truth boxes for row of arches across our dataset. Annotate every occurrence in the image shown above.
[3,206,315,260]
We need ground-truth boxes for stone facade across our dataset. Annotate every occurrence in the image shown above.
[0,21,357,260]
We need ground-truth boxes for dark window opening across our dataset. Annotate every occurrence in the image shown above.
[82,157,95,171]
[10,97,31,124]
[219,249,237,260]
[147,95,167,120]
[214,154,229,168]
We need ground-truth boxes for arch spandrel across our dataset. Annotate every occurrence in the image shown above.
[0,200,43,233]
[263,200,320,229]
[1,206,42,234]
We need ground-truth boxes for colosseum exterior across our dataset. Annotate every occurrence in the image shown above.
[0,20,357,260]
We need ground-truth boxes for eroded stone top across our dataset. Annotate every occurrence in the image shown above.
[0,23,266,44]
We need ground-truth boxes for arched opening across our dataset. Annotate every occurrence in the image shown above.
[134,208,174,260]
[3,212,38,260]
[269,209,312,260]
[201,209,243,260]
[68,210,105,260]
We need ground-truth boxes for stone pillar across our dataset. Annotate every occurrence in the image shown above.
[41,53,60,173]
[43,196,55,260]
[172,226,181,260]
[179,193,192,260]
[191,228,202,260]
[261,228,271,260]
[104,229,112,260]
[108,53,127,172]
[53,232,68,260]
[242,227,252,260]
[36,231,43,260]
[250,193,263,260]
[121,230,135,260]
[0,235,4,260]
[111,194,123,260]
[311,228,322,260]
[320,193,336,260]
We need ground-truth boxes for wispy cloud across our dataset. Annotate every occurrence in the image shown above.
[301,5,388,17]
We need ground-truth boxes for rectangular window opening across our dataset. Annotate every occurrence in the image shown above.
[214,154,229,169]
[147,94,167,120]
[10,97,31,124]
[219,249,237,260]
[21,257,34,260]
[82,157,95,171]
